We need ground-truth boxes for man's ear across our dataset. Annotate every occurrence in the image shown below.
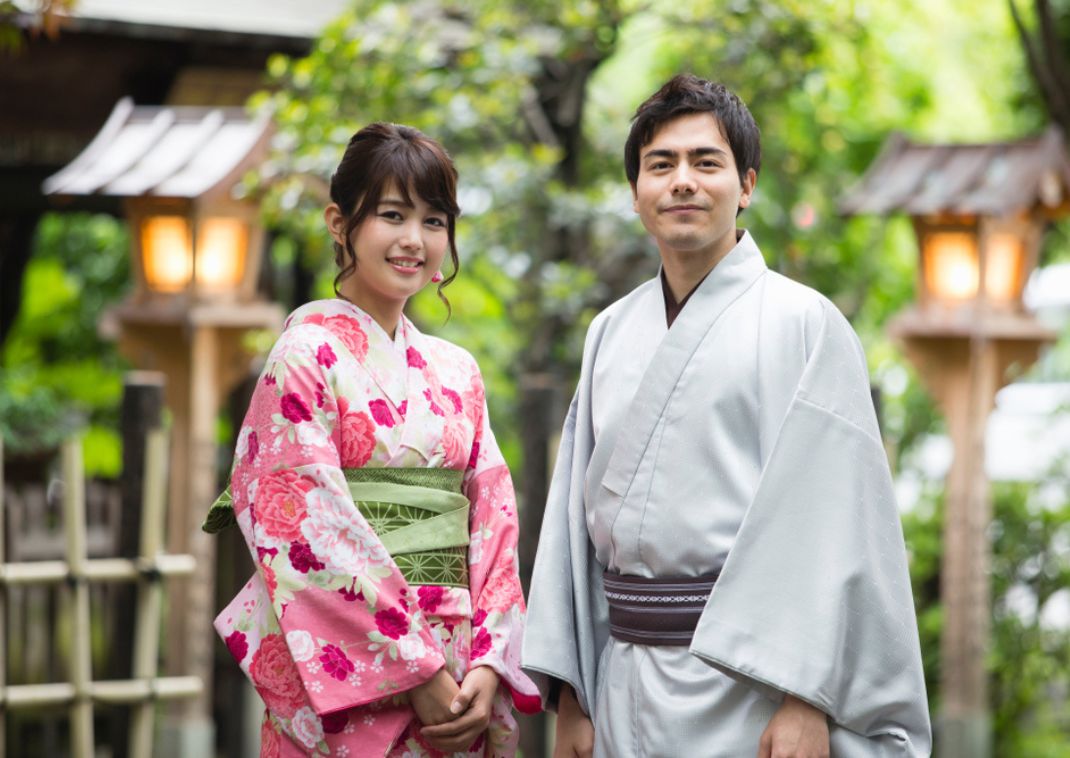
[738,168,757,209]
[324,203,346,246]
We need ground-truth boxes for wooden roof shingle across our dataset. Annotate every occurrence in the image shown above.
[43,98,272,201]
[841,126,1070,217]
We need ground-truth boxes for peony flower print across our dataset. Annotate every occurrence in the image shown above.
[319,644,356,681]
[280,392,313,424]
[290,705,325,749]
[225,630,248,663]
[367,398,397,428]
[288,542,325,574]
[374,607,410,640]
[250,633,305,717]
[285,629,316,662]
[260,718,282,758]
[471,627,493,659]
[405,347,426,368]
[255,470,313,542]
[417,585,444,614]
[336,397,376,468]
[301,487,390,576]
[322,314,369,360]
[440,386,463,415]
[440,417,472,470]
[316,342,337,368]
[398,631,426,662]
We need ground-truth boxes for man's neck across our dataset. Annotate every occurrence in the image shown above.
[659,230,742,302]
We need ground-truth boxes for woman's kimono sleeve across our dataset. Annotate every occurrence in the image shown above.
[223,324,446,720]
[462,372,542,714]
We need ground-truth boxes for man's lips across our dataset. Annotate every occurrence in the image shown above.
[663,204,706,213]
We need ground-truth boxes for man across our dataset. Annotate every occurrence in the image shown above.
[521,74,931,757]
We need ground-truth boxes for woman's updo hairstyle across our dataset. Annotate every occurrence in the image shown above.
[329,122,461,312]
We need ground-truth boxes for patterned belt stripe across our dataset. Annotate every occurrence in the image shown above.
[603,571,720,647]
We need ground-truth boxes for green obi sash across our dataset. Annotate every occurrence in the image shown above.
[203,467,470,587]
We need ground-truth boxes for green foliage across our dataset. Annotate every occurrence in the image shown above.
[253,7,1068,749]
[1,212,129,476]
[903,473,1070,755]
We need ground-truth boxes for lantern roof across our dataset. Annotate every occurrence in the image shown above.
[840,126,1070,217]
[43,97,272,201]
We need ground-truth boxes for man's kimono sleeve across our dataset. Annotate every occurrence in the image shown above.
[520,316,612,716]
[463,382,542,714]
[690,301,932,756]
[223,324,446,718]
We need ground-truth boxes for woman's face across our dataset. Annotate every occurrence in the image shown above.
[328,181,451,313]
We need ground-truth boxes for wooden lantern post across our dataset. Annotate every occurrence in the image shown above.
[891,212,1054,758]
[45,100,284,757]
[842,129,1070,758]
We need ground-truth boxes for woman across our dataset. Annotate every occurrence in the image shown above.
[208,123,540,757]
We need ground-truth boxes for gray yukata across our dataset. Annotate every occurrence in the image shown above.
[522,231,932,757]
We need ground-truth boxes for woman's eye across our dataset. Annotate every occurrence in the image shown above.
[379,210,403,221]
[426,217,447,228]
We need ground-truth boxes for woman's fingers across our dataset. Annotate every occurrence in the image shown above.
[420,704,487,738]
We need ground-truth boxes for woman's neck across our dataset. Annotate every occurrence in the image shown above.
[338,282,404,338]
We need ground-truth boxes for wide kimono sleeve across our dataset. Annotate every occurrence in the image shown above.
[520,315,612,717]
[462,367,542,714]
[224,324,446,722]
[689,300,932,756]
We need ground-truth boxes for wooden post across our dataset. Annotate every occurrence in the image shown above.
[160,324,221,757]
[62,438,94,758]
[111,371,165,757]
[939,337,999,758]
[895,322,1051,758]
[517,372,561,758]
[129,428,169,757]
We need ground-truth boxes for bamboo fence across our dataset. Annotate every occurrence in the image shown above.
[0,432,203,757]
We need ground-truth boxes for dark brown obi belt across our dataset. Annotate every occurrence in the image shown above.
[603,571,719,646]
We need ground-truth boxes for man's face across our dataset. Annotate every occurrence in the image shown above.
[632,112,755,266]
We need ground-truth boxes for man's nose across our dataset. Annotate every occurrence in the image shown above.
[670,166,697,194]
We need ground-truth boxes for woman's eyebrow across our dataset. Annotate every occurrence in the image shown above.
[378,196,414,208]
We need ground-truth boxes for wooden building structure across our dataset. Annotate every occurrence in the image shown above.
[843,126,1070,758]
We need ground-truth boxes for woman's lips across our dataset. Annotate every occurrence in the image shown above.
[387,257,424,274]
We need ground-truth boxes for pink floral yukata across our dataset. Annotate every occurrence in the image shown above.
[215,299,541,757]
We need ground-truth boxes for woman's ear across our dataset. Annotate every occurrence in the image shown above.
[324,203,347,247]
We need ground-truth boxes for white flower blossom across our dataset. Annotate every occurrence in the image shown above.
[296,419,330,448]
[398,632,426,661]
[290,706,324,749]
[286,630,316,662]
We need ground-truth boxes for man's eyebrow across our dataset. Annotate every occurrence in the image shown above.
[641,146,727,161]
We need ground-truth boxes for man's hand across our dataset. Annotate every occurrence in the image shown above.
[410,667,461,728]
[420,665,500,753]
[757,694,830,758]
[553,684,595,758]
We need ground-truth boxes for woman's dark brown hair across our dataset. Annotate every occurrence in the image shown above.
[329,122,461,313]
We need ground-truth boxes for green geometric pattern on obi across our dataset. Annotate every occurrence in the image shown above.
[346,469,470,588]
[203,467,471,588]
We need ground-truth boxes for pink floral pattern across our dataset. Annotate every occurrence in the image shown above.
[256,471,313,541]
[214,299,538,757]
